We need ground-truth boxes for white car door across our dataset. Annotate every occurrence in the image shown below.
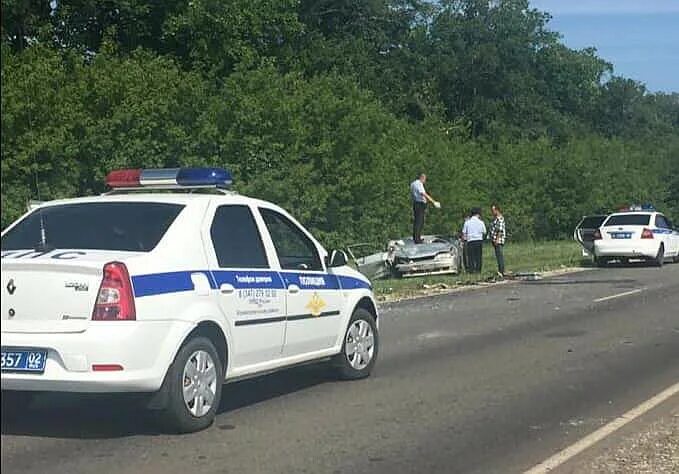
[206,204,286,369]
[658,215,679,256]
[258,207,345,357]
[654,214,677,256]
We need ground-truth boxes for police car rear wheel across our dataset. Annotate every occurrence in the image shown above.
[158,336,223,433]
[334,308,378,380]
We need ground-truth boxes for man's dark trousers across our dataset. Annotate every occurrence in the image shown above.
[412,201,426,243]
[462,242,471,272]
[467,240,483,272]
[494,243,505,275]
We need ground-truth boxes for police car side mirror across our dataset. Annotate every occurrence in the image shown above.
[327,250,348,268]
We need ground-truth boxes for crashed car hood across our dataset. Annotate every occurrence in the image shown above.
[396,244,451,258]
[392,237,460,258]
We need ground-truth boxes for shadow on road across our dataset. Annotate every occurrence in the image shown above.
[1,362,333,439]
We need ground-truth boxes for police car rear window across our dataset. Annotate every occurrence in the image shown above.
[603,214,651,226]
[1,202,184,252]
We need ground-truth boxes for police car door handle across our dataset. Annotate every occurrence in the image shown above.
[220,283,235,294]
[288,284,300,294]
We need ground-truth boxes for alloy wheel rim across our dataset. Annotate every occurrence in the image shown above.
[182,350,218,417]
[345,320,375,370]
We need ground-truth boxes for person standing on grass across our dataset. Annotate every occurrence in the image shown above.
[462,207,486,272]
[410,173,440,244]
[489,204,506,278]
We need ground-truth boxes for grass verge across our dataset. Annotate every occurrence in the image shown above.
[371,240,587,301]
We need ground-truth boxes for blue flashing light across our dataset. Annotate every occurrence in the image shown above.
[640,203,655,211]
[176,168,232,187]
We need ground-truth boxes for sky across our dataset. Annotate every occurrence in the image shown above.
[531,0,679,92]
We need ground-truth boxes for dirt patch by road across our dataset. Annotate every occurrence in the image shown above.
[376,266,590,304]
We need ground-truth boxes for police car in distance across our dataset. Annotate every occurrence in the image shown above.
[1,168,379,432]
[592,205,679,267]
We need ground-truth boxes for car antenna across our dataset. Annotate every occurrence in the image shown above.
[34,169,48,250]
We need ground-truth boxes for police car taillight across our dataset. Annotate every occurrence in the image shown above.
[92,262,136,321]
[641,228,654,239]
[593,229,602,240]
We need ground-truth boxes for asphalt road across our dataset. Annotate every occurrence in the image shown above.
[2,262,679,474]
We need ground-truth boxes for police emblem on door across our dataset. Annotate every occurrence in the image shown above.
[305,293,326,317]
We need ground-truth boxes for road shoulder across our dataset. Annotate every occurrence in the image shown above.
[556,394,679,474]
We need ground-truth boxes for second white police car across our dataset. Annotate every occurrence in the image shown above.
[1,168,379,432]
[592,205,679,266]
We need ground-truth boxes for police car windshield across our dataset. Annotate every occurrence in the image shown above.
[1,202,184,252]
[604,214,651,226]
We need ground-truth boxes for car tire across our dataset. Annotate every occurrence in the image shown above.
[333,308,379,380]
[654,245,665,267]
[594,256,608,267]
[156,336,223,433]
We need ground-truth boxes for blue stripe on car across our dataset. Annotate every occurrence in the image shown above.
[212,270,285,289]
[338,275,372,290]
[132,271,214,297]
[280,272,341,290]
[131,270,369,297]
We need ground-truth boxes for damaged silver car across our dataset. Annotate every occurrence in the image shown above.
[347,235,463,279]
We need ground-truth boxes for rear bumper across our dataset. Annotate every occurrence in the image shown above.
[594,240,659,259]
[1,320,193,393]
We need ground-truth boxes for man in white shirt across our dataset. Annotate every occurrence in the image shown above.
[410,173,440,244]
[462,207,486,272]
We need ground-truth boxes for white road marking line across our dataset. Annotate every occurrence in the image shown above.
[524,381,679,474]
[593,288,645,303]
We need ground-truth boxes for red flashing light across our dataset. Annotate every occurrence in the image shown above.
[106,169,142,188]
[92,262,136,321]
[92,364,124,371]
[641,228,654,239]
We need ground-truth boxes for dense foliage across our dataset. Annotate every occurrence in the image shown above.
[2,0,678,245]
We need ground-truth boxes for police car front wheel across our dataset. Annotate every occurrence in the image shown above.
[334,308,378,380]
[157,336,223,433]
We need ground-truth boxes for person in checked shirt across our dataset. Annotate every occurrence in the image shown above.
[489,204,506,278]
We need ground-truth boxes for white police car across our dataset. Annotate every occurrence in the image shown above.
[592,205,679,266]
[1,168,379,432]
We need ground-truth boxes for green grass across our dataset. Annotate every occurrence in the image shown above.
[371,240,586,300]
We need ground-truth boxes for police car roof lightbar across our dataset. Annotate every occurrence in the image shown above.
[620,203,656,212]
[105,167,233,191]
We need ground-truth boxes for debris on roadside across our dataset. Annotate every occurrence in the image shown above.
[513,272,543,281]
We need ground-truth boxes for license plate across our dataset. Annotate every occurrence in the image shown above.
[1,349,47,373]
[611,232,632,239]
